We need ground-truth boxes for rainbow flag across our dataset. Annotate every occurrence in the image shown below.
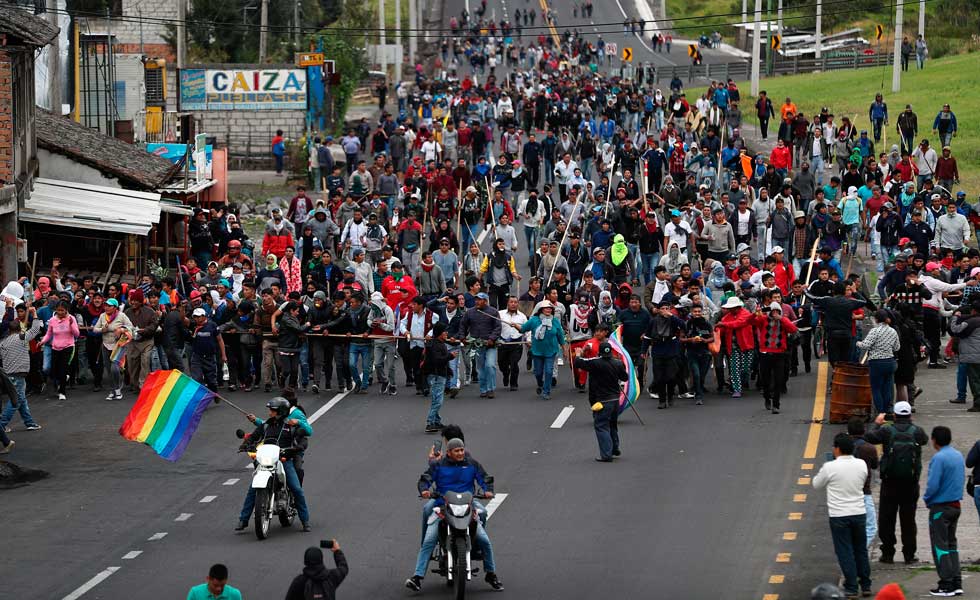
[109,340,128,369]
[119,370,216,461]
[609,325,640,414]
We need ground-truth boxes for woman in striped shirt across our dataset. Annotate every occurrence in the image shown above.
[856,310,901,414]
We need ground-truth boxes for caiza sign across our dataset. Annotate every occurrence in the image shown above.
[179,68,308,111]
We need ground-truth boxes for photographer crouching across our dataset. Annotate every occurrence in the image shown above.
[284,539,348,600]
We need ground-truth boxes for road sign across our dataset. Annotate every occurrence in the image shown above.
[621,47,633,62]
[606,42,618,56]
[771,35,781,51]
[688,44,697,57]
[296,52,324,67]
[875,25,884,41]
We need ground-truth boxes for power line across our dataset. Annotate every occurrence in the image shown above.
[39,0,938,39]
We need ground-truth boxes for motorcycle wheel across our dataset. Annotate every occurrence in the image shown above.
[278,489,296,527]
[254,487,272,540]
[453,543,467,600]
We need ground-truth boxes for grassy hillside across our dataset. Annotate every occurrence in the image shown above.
[706,53,979,192]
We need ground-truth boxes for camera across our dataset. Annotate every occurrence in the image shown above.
[320,539,335,549]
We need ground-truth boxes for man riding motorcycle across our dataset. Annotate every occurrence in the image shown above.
[406,438,503,592]
[236,397,313,532]
[419,425,491,539]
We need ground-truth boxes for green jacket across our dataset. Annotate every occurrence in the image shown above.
[521,315,566,357]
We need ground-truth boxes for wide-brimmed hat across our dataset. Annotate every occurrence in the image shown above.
[532,300,555,315]
[722,296,744,309]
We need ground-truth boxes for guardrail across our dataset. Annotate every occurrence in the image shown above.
[631,52,894,84]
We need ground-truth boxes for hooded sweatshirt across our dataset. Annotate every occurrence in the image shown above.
[283,546,349,600]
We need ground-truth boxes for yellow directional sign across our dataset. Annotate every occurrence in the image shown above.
[295,52,324,67]
[771,35,781,51]
[875,24,884,41]
[688,44,697,57]
[621,47,633,62]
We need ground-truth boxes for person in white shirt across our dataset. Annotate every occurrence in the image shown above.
[498,296,529,391]
[495,214,519,254]
[812,433,872,597]
[398,296,440,395]
[420,139,442,164]
[911,139,938,188]
[664,210,694,252]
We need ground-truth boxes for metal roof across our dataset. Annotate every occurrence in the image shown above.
[20,179,168,236]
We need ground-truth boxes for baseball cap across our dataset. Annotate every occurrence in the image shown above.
[105,298,119,307]
[192,308,207,317]
[772,245,784,254]
[476,292,490,301]
[894,401,912,416]
[925,261,942,272]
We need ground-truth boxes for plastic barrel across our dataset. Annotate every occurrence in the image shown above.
[829,362,872,424]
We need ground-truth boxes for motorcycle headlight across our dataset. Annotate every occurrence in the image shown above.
[449,503,470,518]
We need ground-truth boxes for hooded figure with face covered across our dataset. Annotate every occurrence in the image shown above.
[658,241,688,275]
[261,208,295,259]
[604,234,636,285]
[284,544,349,600]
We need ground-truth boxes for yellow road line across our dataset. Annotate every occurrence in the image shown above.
[764,595,780,600]
[788,512,803,520]
[538,0,562,48]
[776,553,791,563]
[797,477,811,485]
[793,493,807,503]
[782,532,797,540]
[803,362,829,459]
[801,463,814,470]
[769,575,785,584]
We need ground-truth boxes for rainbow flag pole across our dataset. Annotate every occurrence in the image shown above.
[118,369,249,461]
[609,325,646,426]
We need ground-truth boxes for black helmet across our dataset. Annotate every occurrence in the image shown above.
[266,397,290,417]
[599,342,613,357]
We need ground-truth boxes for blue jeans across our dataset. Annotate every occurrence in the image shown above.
[544,158,555,185]
[476,346,497,393]
[829,514,871,594]
[448,344,461,388]
[1,375,37,428]
[688,353,711,399]
[427,375,447,425]
[415,516,495,577]
[810,154,825,185]
[532,354,556,397]
[239,459,309,523]
[299,343,310,387]
[349,343,373,388]
[42,344,52,376]
[593,398,619,459]
[868,358,897,414]
[461,222,478,253]
[957,361,968,401]
[580,157,593,180]
[640,252,660,285]
[523,225,537,254]
[974,488,980,522]
[864,495,878,550]
[756,224,768,261]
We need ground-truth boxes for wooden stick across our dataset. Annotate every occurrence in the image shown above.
[800,235,822,306]
[102,242,123,290]
[29,251,37,287]
[456,181,465,287]
[212,392,250,416]
[545,212,573,288]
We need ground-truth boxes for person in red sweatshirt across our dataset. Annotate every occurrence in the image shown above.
[753,302,798,414]
[769,139,792,179]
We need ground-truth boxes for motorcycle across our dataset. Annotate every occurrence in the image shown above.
[236,429,298,540]
[425,480,492,600]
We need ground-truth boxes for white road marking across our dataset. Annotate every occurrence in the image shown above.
[122,551,142,560]
[222,478,240,486]
[61,566,120,600]
[199,495,217,503]
[147,532,168,541]
[308,389,352,424]
[175,513,193,521]
[550,405,575,429]
[484,493,509,519]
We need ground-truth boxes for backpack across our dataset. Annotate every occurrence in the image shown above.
[881,424,921,480]
[303,578,329,600]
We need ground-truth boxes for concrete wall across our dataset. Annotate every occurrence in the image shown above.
[37,149,124,188]
[190,109,307,159]
[86,0,178,62]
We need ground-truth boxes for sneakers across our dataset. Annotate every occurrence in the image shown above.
[424,423,442,433]
[311,384,319,394]
[2,426,9,433]
[388,384,398,396]
[679,392,695,399]
[301,522,312,532]
[448,387,459,398]
[929,588,956,597]
[0,440,13,454]
[25,423,41,431]
[536,386,542,395]
[405,575,423,591]
[765,398,772,410]
[379,382,389,395]
[927,363,948,369]
[234,520,248,531]
[732,392,742,398]
[57,393,67,401]
[105,389,122,401]
[949,398,967,404]
[485,572,504,591]
[486,391,495,398]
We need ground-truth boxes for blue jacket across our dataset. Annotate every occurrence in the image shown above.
[713,87,730,109]
[923,445,965,507]
[598,119,616,139]
[869,101,888,121]
[420,456,487,496]
[521,315,566,357]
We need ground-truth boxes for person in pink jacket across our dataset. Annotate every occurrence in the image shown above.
[40,300,81,401]
[279,246,303,295]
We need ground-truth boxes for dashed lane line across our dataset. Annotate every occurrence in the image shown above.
[147,532,168,541]
[61,566,120,600]
[484,493,509,519]
[199,495,217,503]
[175,513,193,521]
[222,478,240,486]
[121,551,142,560]
[549,405,575,429]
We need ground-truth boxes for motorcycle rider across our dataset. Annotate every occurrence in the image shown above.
[406,438,504,592]
[236,397,313,532]
[247,393,312,484]
[420,424,491,539]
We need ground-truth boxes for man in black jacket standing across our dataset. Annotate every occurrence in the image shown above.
[574,342,628,462]
[285,542,348,600]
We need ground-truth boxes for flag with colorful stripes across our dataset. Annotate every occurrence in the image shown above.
[609,325,640,414]
[109,340,128,369]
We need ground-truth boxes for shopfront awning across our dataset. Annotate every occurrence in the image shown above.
[20,178,183,236]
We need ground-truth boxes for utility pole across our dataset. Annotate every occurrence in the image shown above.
[918,0,925,37]
[814,0,822,59]
[46,0,62,112]
[408,0,417,67]
[892,0,904,92]
[765,0,773,75]
[176,0,186,69]
[776,0,783,41]
[750,0,762,96]
[742,0,747,22]
[395,0,402,82]
[379,0,387,78]
[259,0,269,63]
[294,0,301,48]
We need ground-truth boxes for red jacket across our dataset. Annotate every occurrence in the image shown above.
[381,274,417,310]
[769,146,791,170]
[753,313,799,353]
[716,308,755,353]
[262,230,293,259]
[771,262,795,295]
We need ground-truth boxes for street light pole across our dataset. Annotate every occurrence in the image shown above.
[815,0,822,59]
[750,0,762,96]
[893,0,904,92]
